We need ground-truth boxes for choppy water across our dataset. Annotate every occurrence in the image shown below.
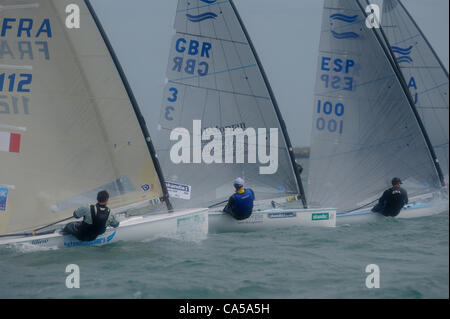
[0,208,448,299]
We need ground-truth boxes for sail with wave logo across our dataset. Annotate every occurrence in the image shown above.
[155,0,306,210]
[307,0,444,211]
[378,0,449,184]
[0,0,172,235]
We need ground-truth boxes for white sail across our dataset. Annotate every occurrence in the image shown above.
[307,0,442,212]
[379,0,449,182]
[155,0,306,210]
[0,0,170,235]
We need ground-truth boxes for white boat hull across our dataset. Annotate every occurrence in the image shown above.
[336,199,449,225]
[208,208,336,233]
[0,208,208,249]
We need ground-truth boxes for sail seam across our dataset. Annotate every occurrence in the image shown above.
[176,0,228,12]
[176,31,248,45]
[170,64,257,82]
[168,81,270,99]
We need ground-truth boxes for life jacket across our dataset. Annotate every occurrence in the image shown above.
[80,204,110,241]
[232,188,254,220]
[380,187,407,217]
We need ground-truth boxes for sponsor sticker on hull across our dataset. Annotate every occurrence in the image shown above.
[267,212,297,219]
[63,231,117,247]
[312,212,330,221]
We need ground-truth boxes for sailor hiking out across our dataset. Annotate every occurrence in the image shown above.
[372,177,408,217]
[223,178,255,220]
[62,190,120,241]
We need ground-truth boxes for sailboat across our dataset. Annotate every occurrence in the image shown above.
[0,0,208,249]
[380,0,448,184]
[155,0,336,232]
[308,0,448,225]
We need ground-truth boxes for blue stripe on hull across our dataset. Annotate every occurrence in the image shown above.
[337,202,436,218]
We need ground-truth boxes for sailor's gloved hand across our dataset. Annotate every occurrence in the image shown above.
[111,221,120,228]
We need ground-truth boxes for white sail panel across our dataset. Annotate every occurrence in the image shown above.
[0,0,165,234]
[308,0,441,211]
[381,0,449,182]
[156,0,301,209]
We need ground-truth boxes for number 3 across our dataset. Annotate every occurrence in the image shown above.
[168,87,178,102]
[165,106,175,121]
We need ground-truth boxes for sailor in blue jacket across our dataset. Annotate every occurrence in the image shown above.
[223,178,255,220]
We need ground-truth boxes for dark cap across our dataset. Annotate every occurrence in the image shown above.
[97,190,110,203]
[391,177,402,185]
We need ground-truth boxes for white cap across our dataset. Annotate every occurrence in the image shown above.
[233,177,244,186]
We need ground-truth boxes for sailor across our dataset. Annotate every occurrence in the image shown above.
[372,177,408,217]
[62,190,119,241]
[223,178,255,220]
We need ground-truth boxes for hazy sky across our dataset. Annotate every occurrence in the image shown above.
[91,0,449,147]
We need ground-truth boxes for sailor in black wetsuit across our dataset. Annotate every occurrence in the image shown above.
[62,190,119,241]
[223,178,255,220]
[372,177,408,217]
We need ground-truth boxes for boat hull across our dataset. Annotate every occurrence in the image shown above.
[336,200,449,225]
[0,208,208,249]
[208,208,336,233]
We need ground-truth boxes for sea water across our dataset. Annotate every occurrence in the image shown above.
[0,160,448,299]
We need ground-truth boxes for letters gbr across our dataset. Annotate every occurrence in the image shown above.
[172,37,212,77]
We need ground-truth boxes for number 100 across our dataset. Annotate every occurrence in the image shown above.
[316,117,343,134]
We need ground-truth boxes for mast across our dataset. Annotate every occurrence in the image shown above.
[229,0,308,208]
[84,0,173,210]
[357,0,446,188]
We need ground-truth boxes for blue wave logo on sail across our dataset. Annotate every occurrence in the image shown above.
[392,45,414,64]
[391,45,413,55]
[396,56,413,64]
[200,0,217,3]
[330,13,358,23]
[186,12,218,22]
[331,30,359,39]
